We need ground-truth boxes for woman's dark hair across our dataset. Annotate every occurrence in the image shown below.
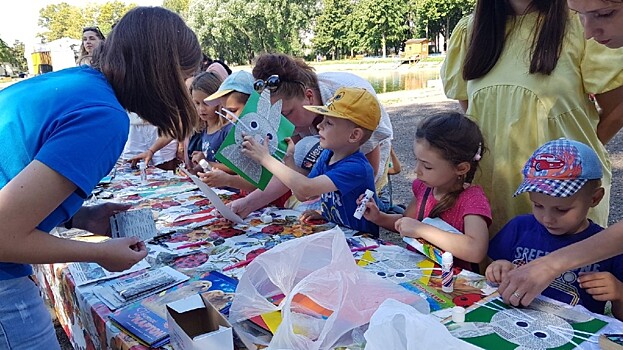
[92,7,202,141]
[463,0,568,80]
[252,53,317,100]
[415,112,486,218]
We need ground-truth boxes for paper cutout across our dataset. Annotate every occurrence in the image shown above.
[179,167,244,224]
[215,90,295,190]
[403,217,463,265]
[110,209,158,241]
[447,297,607,349]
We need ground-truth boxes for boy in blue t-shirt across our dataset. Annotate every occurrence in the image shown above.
[242,87,380,237]
[487,138,623,319]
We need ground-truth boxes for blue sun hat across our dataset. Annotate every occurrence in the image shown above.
[204,70,254,105]
[514,138,602,198]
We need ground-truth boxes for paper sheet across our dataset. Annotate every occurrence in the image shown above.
[179,167,244,224]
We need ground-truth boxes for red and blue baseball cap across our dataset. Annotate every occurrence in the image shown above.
[514,138,602,198]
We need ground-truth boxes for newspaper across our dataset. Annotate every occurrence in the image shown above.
[93,266,190,310]
[110,208,158,241]
[68,259,151,287]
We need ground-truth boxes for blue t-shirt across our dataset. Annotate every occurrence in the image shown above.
[308,149,379,236]
[188,123,233,163]
[489,214,623,314]
[0,66,129,280]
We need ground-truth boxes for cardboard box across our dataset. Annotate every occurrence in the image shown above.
[166,293,234,350]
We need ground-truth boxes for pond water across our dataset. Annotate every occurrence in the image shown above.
[353,70,441,94]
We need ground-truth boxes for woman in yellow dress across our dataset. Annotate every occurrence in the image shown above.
[441,0,623,235]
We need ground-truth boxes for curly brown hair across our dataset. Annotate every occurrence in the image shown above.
[252,53,318,100]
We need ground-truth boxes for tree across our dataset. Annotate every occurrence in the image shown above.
[163,0,190,18]
[37,1,137,42]
[312,0,355,60]
[353,0,410,57]
[187,0,318,65]
[417,0,475,52]
[11,41,28,72]
[38,3,84,42]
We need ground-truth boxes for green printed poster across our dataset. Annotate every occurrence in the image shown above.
[215,90,295,190]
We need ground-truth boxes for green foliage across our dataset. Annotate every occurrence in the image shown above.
[416,0,475,46]
[163,0,190,17]
[353,0,410,57]
[0,38,11,63]
[187,0,318,65]
[0,39,28,73]
[312,0,355,59]
[37,1,137,42]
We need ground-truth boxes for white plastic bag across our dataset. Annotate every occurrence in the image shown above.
[364,299,478,350]
[229,227,428,350]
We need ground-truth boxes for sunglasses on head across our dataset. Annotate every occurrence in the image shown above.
[83,26,103,36]
[253,75,280,93]
[253,75,305,93]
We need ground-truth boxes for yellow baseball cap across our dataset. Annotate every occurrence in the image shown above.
[303,87,381,131]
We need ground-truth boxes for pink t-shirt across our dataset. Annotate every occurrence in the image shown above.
[411,179,492,229]
[409,179,492,270]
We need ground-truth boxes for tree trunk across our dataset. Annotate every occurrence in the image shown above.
[382,32,387,58]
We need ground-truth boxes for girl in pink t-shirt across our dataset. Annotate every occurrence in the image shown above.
[361,113,492,271]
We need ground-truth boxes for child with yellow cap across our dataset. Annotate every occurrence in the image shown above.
[242,87,381,237]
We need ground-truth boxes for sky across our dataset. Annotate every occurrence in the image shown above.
[0,0,163,47]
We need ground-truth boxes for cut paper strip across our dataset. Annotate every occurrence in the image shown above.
[178,167,244,224]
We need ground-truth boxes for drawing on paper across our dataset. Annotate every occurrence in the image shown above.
[216,90,294,190]
[447,297,607,349]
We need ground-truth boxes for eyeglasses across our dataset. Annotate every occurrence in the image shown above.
[253,75,281,93]
[253,75,305,93]
[83,26,105,39]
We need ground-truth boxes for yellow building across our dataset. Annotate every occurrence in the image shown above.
[402,38,430,63]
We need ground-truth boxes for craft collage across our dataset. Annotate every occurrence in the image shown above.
[32,159,623,350]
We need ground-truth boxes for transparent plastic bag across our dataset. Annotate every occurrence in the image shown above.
[229,227,429,350]
[364,299,478,350]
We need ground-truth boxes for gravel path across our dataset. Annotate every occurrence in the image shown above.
[380,99,623,245]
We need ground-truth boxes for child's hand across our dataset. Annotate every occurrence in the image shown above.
[241,135,270,163]
[485,260,515,285]
[128,151,152,169]
[300,210,326,224]
[227,198,254,219]
[579,272,623,302]
[191,151,206,165]
[395,217,421,238]
[198,169,230,188]
[357,193,380,222]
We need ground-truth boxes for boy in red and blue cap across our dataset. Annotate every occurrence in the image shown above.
[486,138,623,320]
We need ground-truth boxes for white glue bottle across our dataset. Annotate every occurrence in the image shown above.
[441,251,454,293]
[199,159,212,172]
[139,160,148,184]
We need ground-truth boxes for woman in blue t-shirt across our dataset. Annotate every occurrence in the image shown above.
[0,7,202,348]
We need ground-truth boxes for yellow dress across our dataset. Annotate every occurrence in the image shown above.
[441,12,623,235]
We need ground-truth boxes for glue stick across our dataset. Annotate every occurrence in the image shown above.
[441,252,454,293]
[199,159,212,172]
[139,160,148,184]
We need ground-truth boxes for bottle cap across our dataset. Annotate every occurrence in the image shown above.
[452,306,466,323]
[139,161,146,169]
[442,252,453,264]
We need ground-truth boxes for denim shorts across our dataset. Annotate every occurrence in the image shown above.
[0,276,60,350]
